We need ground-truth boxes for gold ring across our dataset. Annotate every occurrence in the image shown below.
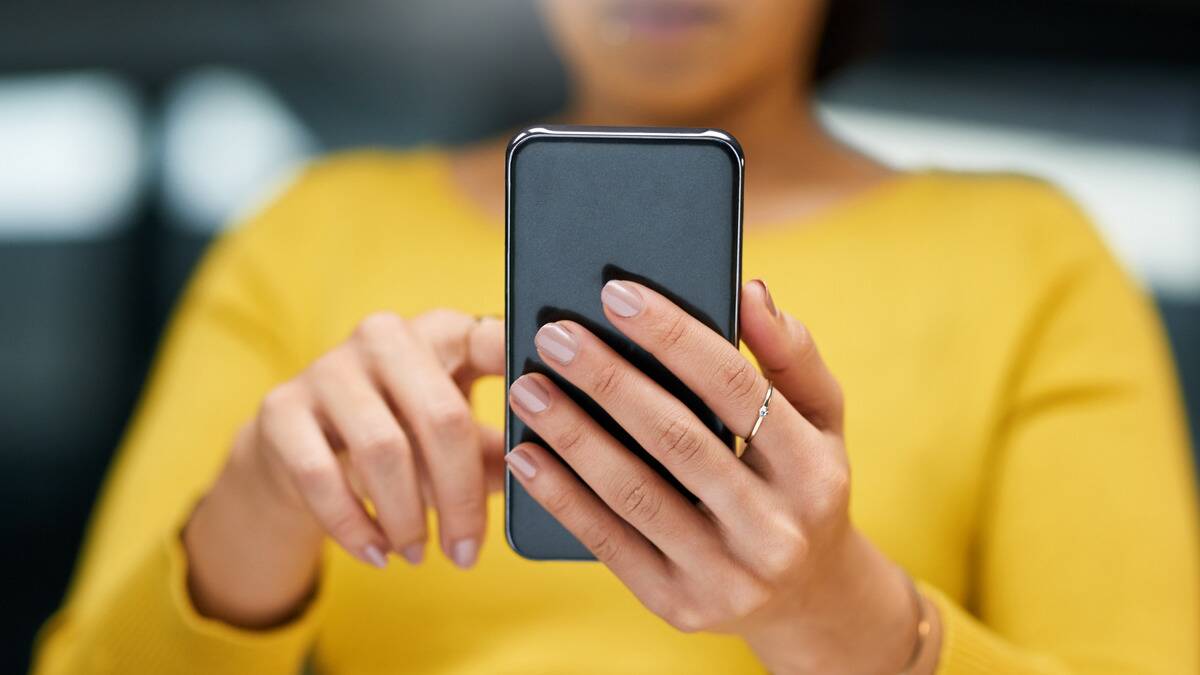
[737,380,773,458]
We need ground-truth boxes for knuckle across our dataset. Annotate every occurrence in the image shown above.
[827,380,846,420]
[325,508,365,544]
[424,401,473,436]
[639,584,675,620]
[259,382,300,419]
[829,464,851,501]
[354,312,406,363]
[589,361,626,399]
[725,475,758,509]
[290,459,333,495]
[553,419,590,456]
[760,515,808,578]
[377,498,426,539]
[579,521,623,564]
[653,414,706,467]
[420,308,463,326]
[812,465,851,519]
[412,309,473,356]
[309,348,353,383]
[613,474,663,525]
[654,312,691,354]
[791,321,818,366]
[544,486,578,518]
[664,602,707,634]
[441,488,487,521]
[352,432,408,474]
[727,575,772,619]
[355,311,405,343]
[715,354,759,404]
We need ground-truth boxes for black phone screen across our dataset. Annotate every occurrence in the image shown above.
[505,126,743,560]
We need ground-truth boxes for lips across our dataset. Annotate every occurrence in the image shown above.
[606,0,723,40]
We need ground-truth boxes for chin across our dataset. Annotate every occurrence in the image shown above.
[611,92,729,126]
[580,66,747,125]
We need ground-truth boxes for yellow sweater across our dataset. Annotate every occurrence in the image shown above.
[33,150,1200,674]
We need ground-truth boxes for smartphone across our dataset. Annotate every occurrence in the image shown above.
[505,125,744,560]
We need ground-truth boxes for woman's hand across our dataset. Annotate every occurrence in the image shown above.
[506,280,939,674]
[184,310,504,628]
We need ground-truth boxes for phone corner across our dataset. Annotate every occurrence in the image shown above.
[503,514,545,562]
[505,125,552,161]
[702,128,744,168]
[504,529,537,561]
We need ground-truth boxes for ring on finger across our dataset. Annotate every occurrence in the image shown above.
[738,380,773,458]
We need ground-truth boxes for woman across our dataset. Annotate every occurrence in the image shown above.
[33,1,1199,673]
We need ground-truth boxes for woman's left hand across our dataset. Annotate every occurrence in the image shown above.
[506,279,936,674]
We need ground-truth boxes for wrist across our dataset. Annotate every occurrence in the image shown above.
[201,440,325,549]
[902,584,941,675]
[183,432,325,628]
[743,529,919,674]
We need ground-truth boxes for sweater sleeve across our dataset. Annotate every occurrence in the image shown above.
[31,167,336,675]
[926,189,1200,674]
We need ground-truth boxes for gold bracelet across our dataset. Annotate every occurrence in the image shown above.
[898,569,932,675]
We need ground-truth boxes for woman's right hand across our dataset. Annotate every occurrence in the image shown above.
[183,310,504,628]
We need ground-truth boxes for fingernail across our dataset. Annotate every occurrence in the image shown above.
[401,542,424,565]
[535,322,578,365]
[451,538,479,569]
[752,279,777,317]
[362,544,389,569]
[510,376,549,413]
[505,447,538,480]
[601,280,644,318]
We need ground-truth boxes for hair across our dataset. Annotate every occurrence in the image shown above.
[813,0,884,83]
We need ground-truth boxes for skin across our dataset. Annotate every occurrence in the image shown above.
[184,0,942,671]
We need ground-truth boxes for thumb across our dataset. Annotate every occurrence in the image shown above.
[740,279,844,434]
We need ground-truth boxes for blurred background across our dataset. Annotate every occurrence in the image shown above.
[1,0,1198,671]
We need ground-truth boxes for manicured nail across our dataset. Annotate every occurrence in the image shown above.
[510,376,549,413]
[752,279,777,317]
[535,322,579,365]
[601,280,644,317]
[362,544,389,569]
[401,542,424,565]
[451,538,479,569]
[506,447,538,480]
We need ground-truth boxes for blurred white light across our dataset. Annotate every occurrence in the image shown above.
[160,67,317,234]
[820,103,1200,300]
[0,73,144,239]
